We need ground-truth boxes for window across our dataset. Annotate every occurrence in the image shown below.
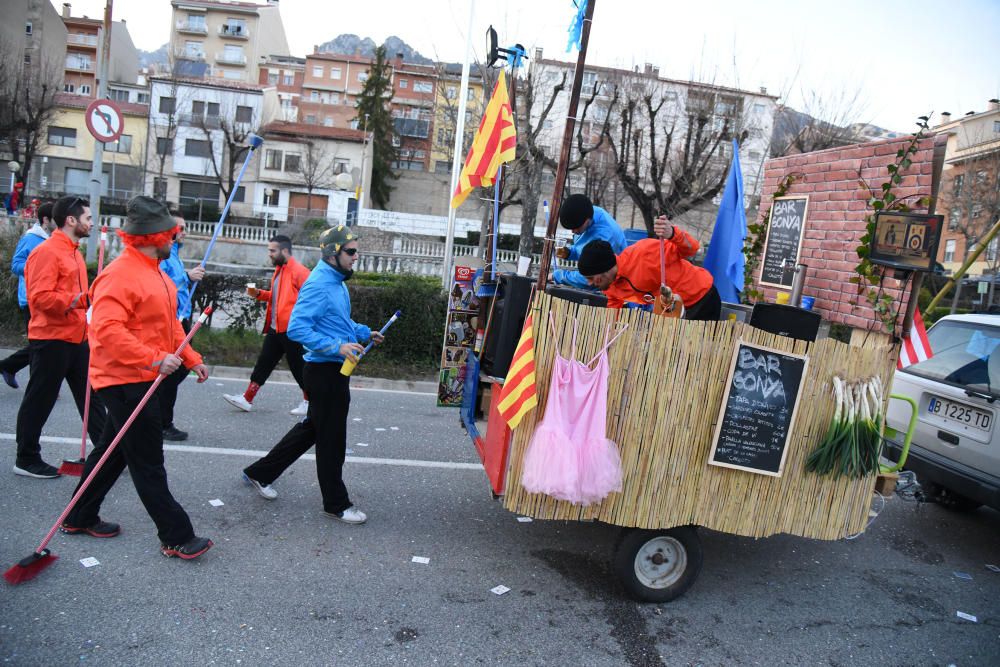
[312,65,323,77]
[330,92,340,105]
[305,114,316,124]
[324,117,334,127]
[179,180,219,208]
[954,173,964,195]
[25,21,32,35]
[949,208,961,230]
[279,73,291,86]
[80,84,91,95]
[184,41,203,58]
[263,188,280,206]
[265,149,282,169]
[284,153,301,172]
[994,120,1000,133]
[973,204,984,219]
[192,100,204,115]
[232,185,245,202]
[267,71,278,85]
[224,18,246,35]
[235,105,252,123]
[153,177,167,199]
[413,81,432,94]
[334,159,350,174]
[137,92,150,104]
[222,70,243,81]
[23,53,30,65]
[159,96,176,114]
[445,86,456,100]
[330,67,341,79]
[156,137,173,156]
[754,103,766,113]
[944,239,956,263]
[310,90,319,101]
[48,126,76,147]
[358,72,368,82]
[989,238,1000,263]
[222,45,243,63]
[184,139,212,158]
[399,79,408,89]
[63,83,75,93]
[185,15,206,30]
[103,134,132,153]
[108,89,129,102]
[749,150,762,161]
[975,170,988,185]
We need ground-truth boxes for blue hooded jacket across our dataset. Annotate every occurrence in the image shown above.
[287,260,371,363]
[11,224,49,308]
[552,205,627,289]
[160,242,192,319]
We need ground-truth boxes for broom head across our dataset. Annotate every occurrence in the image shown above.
[58,459,85,477]
[4,549,58,585]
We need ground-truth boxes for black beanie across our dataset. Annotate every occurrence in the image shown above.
[559,193,594,230]
[577,240,617,276]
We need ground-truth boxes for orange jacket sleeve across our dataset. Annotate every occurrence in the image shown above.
[667,226,699,259]
[25,250,84,316]
[90,286,167,372]
[255,289,271,302]
[172,317,203,368]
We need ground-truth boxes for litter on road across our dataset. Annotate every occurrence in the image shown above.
[79,557,100,568]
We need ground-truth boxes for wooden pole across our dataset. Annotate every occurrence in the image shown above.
[535,0,596,288]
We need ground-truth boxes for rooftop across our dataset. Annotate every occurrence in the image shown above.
[149,76,271,93]
[54,93,148,116]
[262,121,366,143]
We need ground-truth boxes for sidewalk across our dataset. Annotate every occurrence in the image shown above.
[0,347,438,394]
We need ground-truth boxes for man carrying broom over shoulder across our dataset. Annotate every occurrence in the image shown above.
[61,196,213,560]
[577,215,722,321]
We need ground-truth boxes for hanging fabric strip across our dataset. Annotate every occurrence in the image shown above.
[566,0,588,52]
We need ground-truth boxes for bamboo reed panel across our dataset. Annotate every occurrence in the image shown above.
[501,293,898,541]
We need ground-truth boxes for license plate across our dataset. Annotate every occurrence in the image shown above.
[927,396,993,432]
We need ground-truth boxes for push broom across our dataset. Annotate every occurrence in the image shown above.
[60,226,109,476]
[4,307,212,585]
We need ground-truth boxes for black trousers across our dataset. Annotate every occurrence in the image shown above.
[66,381,195,546]
[158,319,192,427]
[249,331,305,390]
[15,339,106,465]
[244,362,352,513]
[684,284,723,321]
[0,308,32,375]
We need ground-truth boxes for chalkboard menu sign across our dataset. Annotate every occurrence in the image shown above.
[760,196,809,288]
[709,341,809,477]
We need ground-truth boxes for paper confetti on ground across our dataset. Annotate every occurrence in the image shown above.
[411,556,430,564]
[80,557,100,568]
[209,499,225,507]
[491,585,510,596]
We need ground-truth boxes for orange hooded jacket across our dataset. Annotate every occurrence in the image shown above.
[255,256,310,334]
[604,231,713,309]
[88,245,203,390]
[24,228,89,343]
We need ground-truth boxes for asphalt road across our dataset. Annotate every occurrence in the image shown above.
[0,372,997,666]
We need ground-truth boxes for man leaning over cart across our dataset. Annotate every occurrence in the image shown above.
[551,194,627,289]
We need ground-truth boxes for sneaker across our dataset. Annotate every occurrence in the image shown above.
[60,518,121,538]
[13,461,61,479]
[162,424,189,441]
[1,369,18,389]
[289,400,309,416]
[324,506,367,525]
[161,536,213,560]
[223,393,253,412]
[241,471,277,500]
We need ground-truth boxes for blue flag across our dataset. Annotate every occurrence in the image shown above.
[566,0,588,52]
[703,139,747,304]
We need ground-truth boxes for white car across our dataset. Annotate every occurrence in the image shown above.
[885,314,1000,511]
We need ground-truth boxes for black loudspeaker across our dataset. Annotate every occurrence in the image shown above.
[545,284,608,308]
[481,274,534,378]
[748,303,822,342]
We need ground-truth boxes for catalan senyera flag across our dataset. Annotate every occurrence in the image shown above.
[450,70,517,209]
[497,313,537,429]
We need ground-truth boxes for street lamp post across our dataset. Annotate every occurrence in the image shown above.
[7,160,19,193]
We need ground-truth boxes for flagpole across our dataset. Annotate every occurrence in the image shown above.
[442,0,476,287]
[536,0,596,289]
[490,166,502,281]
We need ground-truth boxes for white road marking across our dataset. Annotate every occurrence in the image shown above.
[0,434,483,471]
[209,376,437,397]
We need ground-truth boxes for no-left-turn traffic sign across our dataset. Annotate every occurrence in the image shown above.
[84,99,124,144]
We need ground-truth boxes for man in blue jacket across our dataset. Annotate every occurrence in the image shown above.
[240,225,382,525]
[1,201,55,389]
[157,213,205,441]
[551,194,627,289]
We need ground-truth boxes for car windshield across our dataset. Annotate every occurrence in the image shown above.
[902,320,1000,398]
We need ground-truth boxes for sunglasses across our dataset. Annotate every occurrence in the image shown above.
[340,247,358,256]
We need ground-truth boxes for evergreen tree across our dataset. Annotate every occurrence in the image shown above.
[355,45,397,209]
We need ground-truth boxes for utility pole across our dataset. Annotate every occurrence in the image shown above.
[86,0,113,262]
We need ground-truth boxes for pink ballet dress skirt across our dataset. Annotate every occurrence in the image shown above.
[521,318,624,505]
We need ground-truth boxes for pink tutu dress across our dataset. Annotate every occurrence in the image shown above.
[521,317,625,505]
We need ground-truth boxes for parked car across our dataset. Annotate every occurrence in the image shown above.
[885,314,1000,511]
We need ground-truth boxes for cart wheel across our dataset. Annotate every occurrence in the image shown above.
[614,526,703,603]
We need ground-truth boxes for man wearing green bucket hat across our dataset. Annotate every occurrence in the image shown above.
[241,225,383,524]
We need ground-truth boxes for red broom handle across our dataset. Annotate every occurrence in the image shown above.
[33,306,212,555]
[77,227,108,460]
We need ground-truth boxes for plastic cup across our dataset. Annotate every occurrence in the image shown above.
[800,296,815,310]
[340,355,359,376]
[776,292,790,305]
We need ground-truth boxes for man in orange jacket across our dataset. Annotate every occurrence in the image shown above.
[223,234,311,415]
[578,216,722,321]
[13,196,106,479]
[62,196,213,559]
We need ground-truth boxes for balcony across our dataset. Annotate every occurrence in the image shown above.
[65,59,94,72]
[173,47,206,62]
[178,113,222,129]
[218,25,249,39]
[215,51,247,66]
[67,33,98,47]
[394,118,430,139]
[175,19,207,35]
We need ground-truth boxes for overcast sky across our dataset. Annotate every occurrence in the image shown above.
[58,0,1000,132]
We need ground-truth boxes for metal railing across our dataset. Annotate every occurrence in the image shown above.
[65,59,93,71]
[215,52,248,66]
[68,34,98,46]
[173,47,205,62]
[175,20,207,34]
[218,25,249,38]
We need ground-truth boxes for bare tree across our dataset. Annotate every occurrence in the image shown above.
[770,88,868,158]
[148,75,183,200]
[0,37,62,199]
[196,99,262,204]
[943,146,1000,305]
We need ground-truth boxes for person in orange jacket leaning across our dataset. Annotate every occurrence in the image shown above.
[223,234,311,415]
[577,215,722,321]
[13,196,106,479]
[62,196,213,560]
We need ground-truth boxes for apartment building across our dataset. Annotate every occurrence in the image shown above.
[391,60,436,172]
[298,52,374,129]
[169,0,289,83]
[934,101,1000,276]
[60,4,141,98]
[5,0,67,77]
[429,63,486,175]
[258,54,304,121]
[145,76,278,218]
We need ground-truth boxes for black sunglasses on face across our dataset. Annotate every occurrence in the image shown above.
[341,247,358,256]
